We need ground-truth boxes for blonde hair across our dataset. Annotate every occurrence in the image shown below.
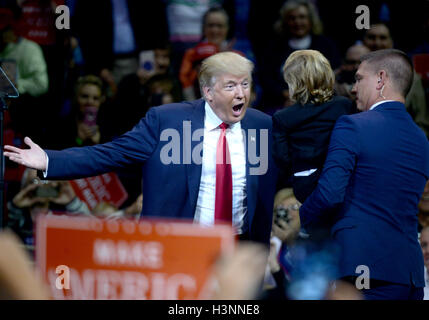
[283,49,334,105]
[275,0,323,36]
[198,51,254,97]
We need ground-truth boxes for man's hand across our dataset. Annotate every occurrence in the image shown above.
[4,137,47,171]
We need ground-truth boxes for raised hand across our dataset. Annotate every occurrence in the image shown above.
[47,181,76,205]
[4,137,47,171]
[12,183,44,208]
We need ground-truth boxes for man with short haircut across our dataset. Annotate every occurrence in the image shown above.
[299,49,429,300]
[5,52,277,244]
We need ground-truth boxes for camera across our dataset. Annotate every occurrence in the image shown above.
[34,185,59,198]
[275,206,290,224]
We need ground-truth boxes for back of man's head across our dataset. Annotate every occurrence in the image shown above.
[360,49,414,97]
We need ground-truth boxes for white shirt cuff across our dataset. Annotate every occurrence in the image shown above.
[42,153,49,178]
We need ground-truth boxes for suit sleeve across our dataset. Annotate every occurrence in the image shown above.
[44,107,160,180]
[299,116,359,228]
[272,113,292,176]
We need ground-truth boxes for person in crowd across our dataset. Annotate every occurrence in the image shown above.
[180,42,219,101]
[363,23,429,138]
[15,0,65,101]
[334,44,370,103]
[7,168,91,246]
[104,44,181,140]
[180,6,244,101]
[420,226,429,300]
[260,0,341,109]
[72,0,168,85]
[272,50,353,203]
[362,23,393,52]
[92,193,142,220]
[264,188,301,299]
[419,180,429,228]
[0,6,50,145]
[0,7,48,97]
[299,49,429,300]
[4,51,278,245]
[164,0,223,76]
[59,75,105,148]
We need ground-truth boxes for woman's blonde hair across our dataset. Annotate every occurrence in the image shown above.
[74,74,103,98]
[283,49,334,105]
[198,51,253,96]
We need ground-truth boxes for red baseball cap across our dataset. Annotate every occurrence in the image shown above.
[193,42,219,63]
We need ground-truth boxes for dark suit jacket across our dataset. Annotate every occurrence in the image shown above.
[44,99,277,244]
[272,96,353,202]
[300,101,429,286]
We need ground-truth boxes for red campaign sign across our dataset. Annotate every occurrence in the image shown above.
[35,215,235,300]
[69,173,128,210]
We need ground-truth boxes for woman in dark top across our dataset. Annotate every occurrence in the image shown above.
[273,49,353,203]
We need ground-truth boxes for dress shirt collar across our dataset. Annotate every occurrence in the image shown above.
[204,101,241,132]
[369,100,395,111]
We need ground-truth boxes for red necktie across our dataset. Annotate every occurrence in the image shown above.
[215,122,233,223]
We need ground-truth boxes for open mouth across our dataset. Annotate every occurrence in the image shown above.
[232,103,244,116]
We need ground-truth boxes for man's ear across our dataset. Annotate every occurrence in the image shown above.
[203,86,213,102]
[376,70,387,89]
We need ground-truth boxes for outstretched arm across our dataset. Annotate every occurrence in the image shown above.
[4,107,161,180]
[299,116,359,228]
[4,137,47,171]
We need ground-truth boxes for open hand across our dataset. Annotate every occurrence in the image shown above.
[4,137,47,171]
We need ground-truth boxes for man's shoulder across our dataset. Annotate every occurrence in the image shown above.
[148,100,203,118]
[244,108,272,126]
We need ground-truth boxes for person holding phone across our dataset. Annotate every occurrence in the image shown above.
[58,75,105,148]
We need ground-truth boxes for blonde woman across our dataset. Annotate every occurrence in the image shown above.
[273,49,353,203]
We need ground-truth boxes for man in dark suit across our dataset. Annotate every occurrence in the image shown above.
[299,49,429,299]
[4,52,277,244]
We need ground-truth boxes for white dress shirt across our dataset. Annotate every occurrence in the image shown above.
[193,102,247,234]
[369,100,395,111]
[424,267,429,300]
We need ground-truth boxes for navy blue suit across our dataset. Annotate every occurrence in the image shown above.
[300,101,429,288]
[44,99,277,244]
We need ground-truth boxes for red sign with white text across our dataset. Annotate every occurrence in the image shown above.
[35,215,235,300]
[69,173,128,210]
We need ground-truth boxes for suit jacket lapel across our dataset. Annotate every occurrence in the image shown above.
[186,100,205,214]
[240,113,258,233]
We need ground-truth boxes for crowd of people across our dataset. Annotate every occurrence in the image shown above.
[1,0,429,300]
